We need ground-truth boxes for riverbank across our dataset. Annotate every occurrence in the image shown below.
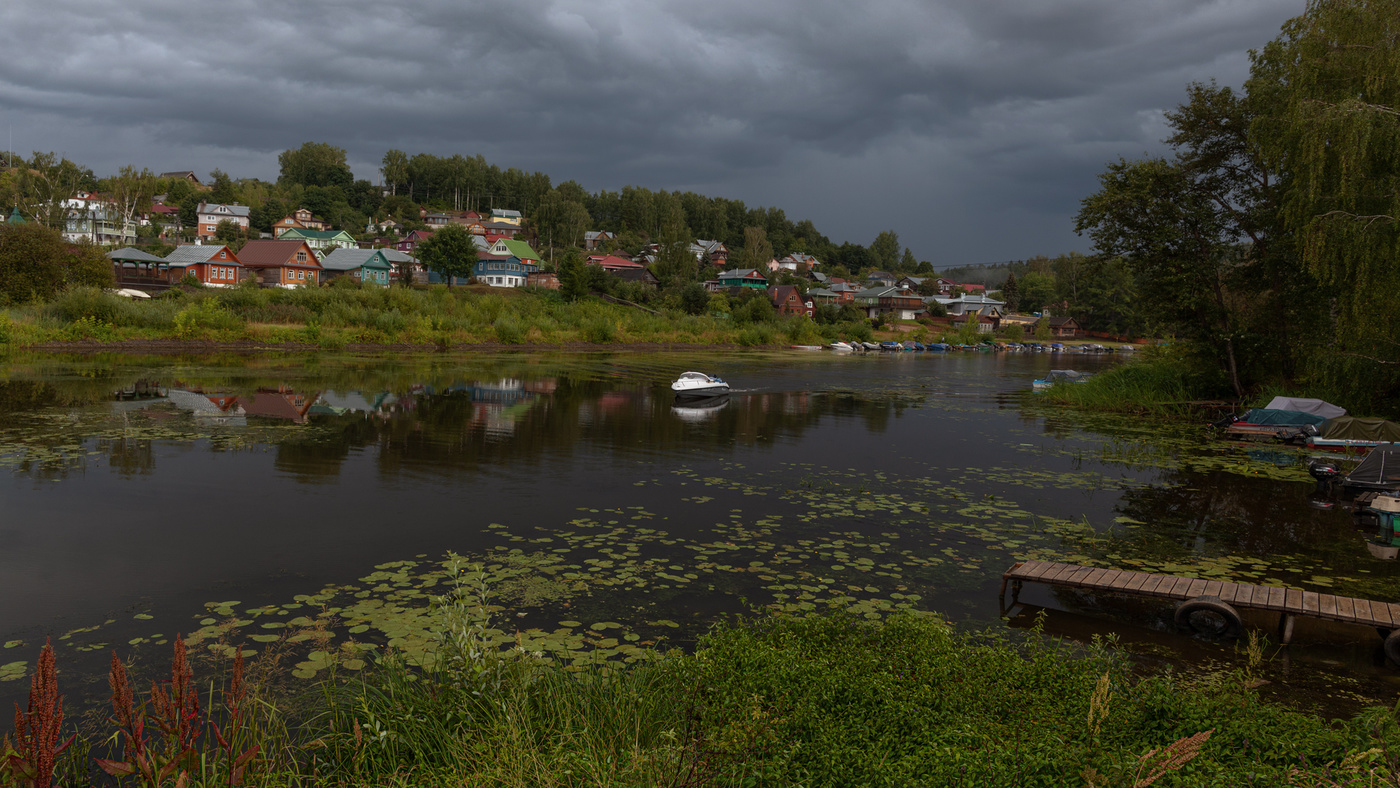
[8,609,1396,788]
[0,283,874,352]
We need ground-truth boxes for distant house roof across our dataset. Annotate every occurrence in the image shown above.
[808,287,837,298]
[159,171,201,184]
[6,207,26,225]
[197,202,251,218]
[165,244,238,266]
[589,254,643,270]
[497,239,539,259]
[584,230,615,241]
[380,248,415,263]
[613,267,659,284]
[490,208,522,220]
[716,268,766,280]
[106,247,167,264]
[321,248,392,271]
[279,228,353,241]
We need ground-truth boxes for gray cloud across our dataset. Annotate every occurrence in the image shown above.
[0,0,1302,262]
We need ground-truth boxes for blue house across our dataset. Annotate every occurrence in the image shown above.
[320,248,393,286]
[473,253,538,288]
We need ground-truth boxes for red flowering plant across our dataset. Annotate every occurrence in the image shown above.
[1,639,76,788]
[96,636,259,787]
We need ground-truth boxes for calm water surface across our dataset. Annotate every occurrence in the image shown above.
[1,349,1396,717]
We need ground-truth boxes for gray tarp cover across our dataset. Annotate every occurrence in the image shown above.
[1263,397,1347,419]
[1241,409,1329,427]
[1346,445,1400,487]
[1321,416,1400,442]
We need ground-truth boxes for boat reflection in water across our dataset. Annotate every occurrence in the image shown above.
[671,393,731,422]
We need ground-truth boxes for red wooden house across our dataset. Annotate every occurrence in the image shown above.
[164,244,243,287]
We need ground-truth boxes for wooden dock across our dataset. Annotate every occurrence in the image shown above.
[1000,560,1400,650]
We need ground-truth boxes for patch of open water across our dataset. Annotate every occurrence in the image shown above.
[1,349,1395,721]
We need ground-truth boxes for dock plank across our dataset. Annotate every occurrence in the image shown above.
[1320,594,1338,618]
[1124,572,1151,592]
[1336,596,1356,622]
[1302,592,1320,614]
[1202,580,1223,598]
[1185,579,1208,598]
[1082,568,1111,588]
[1265,586,1286,611]
[1285,588,1303,612]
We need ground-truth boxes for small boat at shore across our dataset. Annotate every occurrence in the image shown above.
[790,344,824,351]
[671,371,730,399]
[830,341,855,352]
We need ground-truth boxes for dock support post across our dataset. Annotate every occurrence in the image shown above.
[1278,613,1295,645]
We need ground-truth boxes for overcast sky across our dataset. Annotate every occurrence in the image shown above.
[0,0,1301,265]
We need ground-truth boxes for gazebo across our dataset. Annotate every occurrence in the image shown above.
[107,247,172,291]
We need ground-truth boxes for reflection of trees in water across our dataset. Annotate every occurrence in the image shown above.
[1107,469,1362,565]
[98,436,155,477]
[0,360,920,483]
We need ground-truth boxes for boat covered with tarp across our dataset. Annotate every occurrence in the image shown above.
[1263,397,1347,420]
[1343,445,1400,493]
[1308,416,1400,449]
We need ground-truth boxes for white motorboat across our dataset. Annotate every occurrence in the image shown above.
[830,341,854,352]
[671,371,731,398]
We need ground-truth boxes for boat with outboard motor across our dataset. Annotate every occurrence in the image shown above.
[671,371,731,399]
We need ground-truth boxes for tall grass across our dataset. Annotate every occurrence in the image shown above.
[6,283,877,348]
[1040,346,1212,414]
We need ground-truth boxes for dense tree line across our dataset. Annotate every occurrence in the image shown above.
[1074,0,1396,409]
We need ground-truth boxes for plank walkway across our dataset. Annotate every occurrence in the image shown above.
[1000,560,1400,643]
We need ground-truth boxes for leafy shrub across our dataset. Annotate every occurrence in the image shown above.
[582,317,616,343]
[173,299,244,337]
[493,315,524,344]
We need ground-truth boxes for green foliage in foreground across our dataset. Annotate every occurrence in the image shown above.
[15,609,1396,787]
[0,283,861,349]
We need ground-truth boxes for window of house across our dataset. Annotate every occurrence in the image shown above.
[296,251,307,261]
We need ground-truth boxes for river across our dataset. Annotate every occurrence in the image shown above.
[1,349,1395,720]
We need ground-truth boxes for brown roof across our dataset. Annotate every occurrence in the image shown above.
[237,239,320,268]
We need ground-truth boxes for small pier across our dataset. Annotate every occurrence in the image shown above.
[1000,560,1400,656]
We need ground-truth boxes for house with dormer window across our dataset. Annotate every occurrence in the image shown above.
[164,244,243,287]
[276,227,357,255]
[196,202,251,241]
[236,239,322,288]
[472,253,537,287]
[488,238,541,267]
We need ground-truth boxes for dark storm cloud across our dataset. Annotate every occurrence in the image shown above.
[0,0,1301,261]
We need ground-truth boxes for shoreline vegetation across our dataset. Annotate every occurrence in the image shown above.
[0,282,873,353]
[7,594,1400,788]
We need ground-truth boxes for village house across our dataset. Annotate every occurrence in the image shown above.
[489,208,522,226]
[1036,314,1081,338]
[769,285,814,318]
[164,244,243,287]
[714,268,768,290]
[866,270,897,287]
[613,267,659,288]
[828,282,861,304]
[276,227,357,256]
[237,239,322,288]
[584,230,616,251]
[196,202,251,241]
[158,171,203,187]
[472,253,537,287]
[395,229,434,255]
[694,240,728,266]
[272,208,328,237]
[585,254,645,273]
[855,285,926,321]
[320,248,394,286]
[64,194,137,245]
[807,287,838,306]
[934,293,1006,317]
[488,238,541,267]
[953,311,997,334]
[773,252,819,273]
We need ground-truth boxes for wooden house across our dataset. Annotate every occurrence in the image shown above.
[320,248,393,286]
[164,244,243,287]
[769,284,814,318]
[236,239,322,288]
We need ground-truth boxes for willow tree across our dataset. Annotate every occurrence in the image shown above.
[1250,0,1400,383]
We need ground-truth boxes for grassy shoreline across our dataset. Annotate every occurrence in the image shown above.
[8,608,1399,788]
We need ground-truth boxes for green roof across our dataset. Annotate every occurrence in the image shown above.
[5,207,24,225]
[278,228,355,241]
[498,239,539,259]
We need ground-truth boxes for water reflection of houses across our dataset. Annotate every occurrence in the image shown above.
[310,391,400,418]
[166,387,247,426]
[241,387,319,423]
